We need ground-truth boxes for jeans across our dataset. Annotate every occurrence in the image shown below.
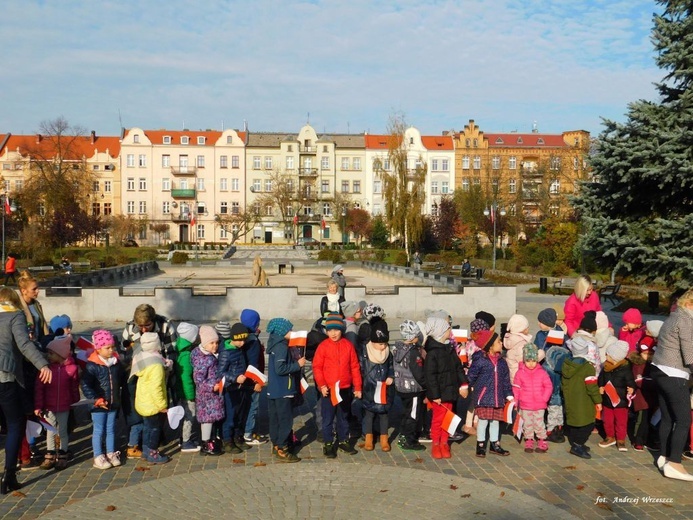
[142,414,163,451]
[268,397,294,448]
[222,390,248,441]
[652,367,691,464]
[45,411,70,452]
[91,410,117,456]
[321,388,353,443]
[244,390,260,437]
[0,381,25,471]
[128,422,144,447]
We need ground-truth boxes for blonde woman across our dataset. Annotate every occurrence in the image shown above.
[17,270,49,342]
[320,280,344,318]
[564,275,602,337]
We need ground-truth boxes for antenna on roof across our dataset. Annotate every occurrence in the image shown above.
[183,119,186,130]
[221,120,225,131]
[347,121,350,134]
[307,112,310,124]
[118,109,123,132]
[532,121,538,133]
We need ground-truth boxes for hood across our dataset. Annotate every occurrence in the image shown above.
[544,345,571,372]
[425,337,447,352]
[561,357,587,380]
[176,337,195,353]
[569,335,594,361]
[628,352,646,366]
[503,331,532,350]
[266,333,285,355]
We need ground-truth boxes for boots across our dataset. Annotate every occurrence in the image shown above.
[440,443,451,458]
[489,441,510,456]
[40,451,56,470]
[476,441,487,458]
[55,451,69,470]
[547,426,565,443]
[380,435,391,452]
[432,443,443,459]
[364,434,374,451]
[524,439,535,453]
[1,471,21,494]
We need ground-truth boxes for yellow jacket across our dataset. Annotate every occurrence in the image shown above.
[135,363,167,417]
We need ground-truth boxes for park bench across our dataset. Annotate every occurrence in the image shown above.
[451,264,476,277]
[421,261,441,271]
[71,262,91,271]
[552,278,578,295]
[27,266,56,273]
[599,283,622,305]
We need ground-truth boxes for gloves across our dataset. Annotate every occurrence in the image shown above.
[213,382,223,394]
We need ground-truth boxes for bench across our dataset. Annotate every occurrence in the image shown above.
[452,264,476,277]
[421,261,441,271]
[552,278,578,295]
[71,262,91,271]
[278,263,294,274]
[28,266,56,273]
[599,283,622,305]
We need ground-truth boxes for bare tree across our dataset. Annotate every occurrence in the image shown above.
[214,208,261,245]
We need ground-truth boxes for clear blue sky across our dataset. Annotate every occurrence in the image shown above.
[1,0,663,137]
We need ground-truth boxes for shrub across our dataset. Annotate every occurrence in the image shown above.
[394,251,408,266]
[171,252,189,264]
[374,250,386,262]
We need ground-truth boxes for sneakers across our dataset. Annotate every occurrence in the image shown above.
[524,439,535,453]
[338,441,357,455]
[93,454,113,470]
[323,442,337,459]
[107,451,121,467]
[127,445,143,458]
[683,450,693,460]
[569,443,591,459]
[448,431,466,442]
[180,441,201,453]
[234,436,251,451]
[476,441,487,458]
[243,433,269,446]
[418,432,432,443]
[19,458,41,471]
[225,439,242,454]
[632,444,644,452]
[274,447,301,463]
[40,453,56,470]
[398,439,425,451]
[617,441,628,452]
[200,440,223,456]
[536,440,548,453]
[598,437,617,448]
[145,449,170,464]
[547,426,565,443]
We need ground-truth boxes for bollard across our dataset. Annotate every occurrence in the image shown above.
[539,277,548,293]
[648,291,659,312]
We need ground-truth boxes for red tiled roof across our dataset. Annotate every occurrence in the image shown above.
[485,133,567,148]
[364,134,390,149]
[140,129,247,145]
[365,134,453,150]
[2,134,121,159]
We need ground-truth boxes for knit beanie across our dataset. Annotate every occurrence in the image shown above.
[363,303,385,321]
[470,318,490,334]
[476,330,498,352]
[49,315,72,334]
[369,318,389,343]
[607,340,629,363]
[399,320,421,342]
[595,311,609,331]
[240,309,261,332]
[332,264,344,274]
[537,308,557,328]
[646,320,664,338]
[324,313,346,331]
[177,322,199,344]
[579,311,598,332]
[569,337,591,360]
[230,323,249,342]
[623,308,643,326]
[198,325,218,349]
[266,318,293,337]
[140,332,161,352]
[475,311,496,327]
[215,321,232,340]
[47,335,72,360]
[507,314,529,334]
[523,343,539,362]
[341,301,360,318]
[425,316,450,343]
[92,329,115,350]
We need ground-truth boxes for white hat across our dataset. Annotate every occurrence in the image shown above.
[177,322,199,344]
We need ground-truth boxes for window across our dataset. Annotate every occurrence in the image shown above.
[462,156,470,169]
[264,156,272,169]
[138,154,146,167]
[550,157,561,170]
[341,157,349,170]
[286,156,294,170]
[353,158,361,170]
[133,134,140,144]
[127,178,135,191]
[383,158,390,170]
[92,203,100,216]
[550,179,561,194]
[323,145,328,153]
[492,156,501,169]
[220,202,228,214]
[509,156,517,169]
[517,137,523,144]
[573,157,579,170]
[104,181,112,193]
[323,203,332,216]
[180,179,189,189]
[127,154,135,167]
[264,205,273,216]
[197,136,205,145]
[373,180,381,194]
[226,135,233,144]
[197,178,205,191]
[163,136,171,144]
[162,201,170,214]
[253,156,261,169]
[231,178,239,191]
[287,145,293,152]
[473,138,478,147]
[465,138,470,147]
[321,180,329,193]
[197,224,204,239]
[92,165,99,171]
[287,179,294,193]
[265,179,272,192]
[462,178,470,191]
[232,202,239,215]
[321,157,330,170]
[15,180,23,191]
[232,155,239,168]
[38,203,45,216]
[473,156,481,169]
[197,155,205,168]
[178,155,189,173]
[441,159,449,171]
[139,201,147,214]
[220,178,228,191]
[353,180,361,193]
[287,205,295,217]
[2,164,9,170]
[373,203,381,216]
[162,154,170,168]
[431,204,438,216]
[492,178,499,191]
[431,181,439,194]
[442,181,449,194]
[431,159,439,171]
[127,201,135,214]
[139,227,147,240]
[220,227,228,239]
[104,203,112,215]
[139,178,147,190]
[509,178,516,194]
[341,180,349,193]
[473,177,481,186]
[549,203,559,216]
[162,178,170,191]
[252,179,261,192]
[538,138,545,145]
[181,136,189,145]
[93,181,100,192]
[196,202,206,214]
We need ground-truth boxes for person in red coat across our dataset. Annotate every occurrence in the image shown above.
[313,313,362,459]
[564,275,602,337]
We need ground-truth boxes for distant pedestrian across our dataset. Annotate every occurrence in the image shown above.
[413,251,422,267]
[331,265,346,298]
[3,253,17,285]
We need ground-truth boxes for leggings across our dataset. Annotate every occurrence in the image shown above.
[477,419,500,442]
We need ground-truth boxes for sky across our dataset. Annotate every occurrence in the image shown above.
[1,0,664,138]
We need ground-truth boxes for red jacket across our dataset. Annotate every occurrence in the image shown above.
[34,356,80,413]
[619,325,646,353]
[313,337,362,392]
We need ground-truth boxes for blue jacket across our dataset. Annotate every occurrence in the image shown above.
[216,340,246,391]
[266,333,301,399]
[534,326,566,352]
[543,345,571,406]
[81,351,124,412]
[360,349,395,413]
[468,350,513,408]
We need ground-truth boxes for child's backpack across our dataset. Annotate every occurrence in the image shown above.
[392,341,423,393]
[305,318,328,361]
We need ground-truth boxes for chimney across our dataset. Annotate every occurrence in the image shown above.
[91,130,96,144]
[35,133,42,143]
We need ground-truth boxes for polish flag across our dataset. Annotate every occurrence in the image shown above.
[451,329,468,343]
[244,365,267,385]
[330,381,342,406]
[293,214,298,226]
[321,218,326,230]
[288,331,308,348]
[374,381,387,405]
[513,414,524,440]
[441,408,462,435]
[546,330,565,345]
[458,351,468,365]
[76,336,94,352]
[75,336,94,369]
[503,400,515,424]
[300,377,309,395]
[595,404,601,420]
[604,381,621,407]
[4,196,11,215]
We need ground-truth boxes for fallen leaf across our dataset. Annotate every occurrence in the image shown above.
[105,505,117,511]
[450,484,458,490]
[232,458,245,464]
[499,491,505,497]
[11,491,26,498]
[358,443,365,448]
[461,494,471,498]
[564,465,577,470]
[596,492,605,497]
[662,503,673,508]
[379,489,388,493]
[253,462,266,467]
[576,485,585,491]
[523,476,534,482]
[414,458,424,463]
[596,502,613,512]
[135,466,150,472]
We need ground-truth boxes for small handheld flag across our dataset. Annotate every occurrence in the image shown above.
[300,377,309,395]
[513,414,524,440]
[244,365,267,385]
[503,400,515,424]
[451,329,468,343]
[330,381,343,406]
[546,329,565,345]
[441,407,462,435]
[604,381,621,407]
[374,381,387,405]
[289,331,308,348]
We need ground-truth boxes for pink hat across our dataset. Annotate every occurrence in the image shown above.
[622,308,642,326]
[47,335,72,360]
[92,329,115,350]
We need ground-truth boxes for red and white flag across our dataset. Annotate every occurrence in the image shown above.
[584,375,598,386]
[75,336,94,369]
[374,381,387,405]
[604,380,621,407]
[451,329,468,343]
[300,377,309,395]
[441,407,462,435]
[293,214,298,226]
[288,331,308,348]
[321,218,326,230]
[546,330,565,345]
[4,196,11,215]
[330,381,343,406]
[503,400,515,424]
[513,414,524,440]
[244,365,267,385]
[595,404,601,420]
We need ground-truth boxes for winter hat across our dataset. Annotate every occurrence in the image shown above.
[507,314,530,334]
[537,308,557,328]
[369,318,389,343]
[470,318,490,334]
[363,303,385,321]
[140,332,161,352]
[425,316,450,343]
[646,320,664,338]
[553,304,566,321]
[324,313,346,331]
[475,311,496,327]
[92,329,115,350]
[399,320,422,342]
[607,340,629,363]
[240,309,261,332]
[570,337,591,360]
[198,325,218,348]
[332,264,344,274]
[426,309,451,322]
[47,335,72,360]
[230,323,249,342]
[595,311,609,331]
[341,301,360,318]
[214,321,232,340]
[476,330,499,352]
[267,318,293,337]
[623,308,643,326]
[523,343,539,362]
[579,311,598,332]
[177,322,199,344]
[49,315,72,334]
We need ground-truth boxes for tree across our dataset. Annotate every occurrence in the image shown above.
[574,1,693,286]
[150,223,171,246]
[433,196,466,250]
[370,215,389,248]
[376,114,427,262]
[344,208,372,247]
[107,215,146,245]
[215,209,260,245]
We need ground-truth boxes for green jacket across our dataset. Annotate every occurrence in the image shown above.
[174,338,196,401]
[561,357,602,427]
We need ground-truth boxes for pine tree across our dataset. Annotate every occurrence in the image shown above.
[575,0,693,286]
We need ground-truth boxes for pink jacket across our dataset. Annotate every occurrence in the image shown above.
[503,331,543,383]
[34,356,80,413]
[618,326,646,353]
[564,292,602,337]
[512,362,553,411]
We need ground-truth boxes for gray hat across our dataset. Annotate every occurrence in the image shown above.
[215,321,232,340]
[606,340,629,363]
[341,300,360,318]
[646,320,664,338]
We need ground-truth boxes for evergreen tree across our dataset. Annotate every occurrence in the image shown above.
[575,0,693,286]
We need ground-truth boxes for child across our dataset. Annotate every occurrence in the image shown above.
[544,343,571,443]
[619,308,646,353]
[174,322,200,452]
[512,344,553,453]
[568,311,602,375]
[216,323,249,453]
[598,340,635,452]
[534,308,565,352]
[638,320,663,353]
[33,335,80,470]
[266,318,304,462]
[460,318,492,436]
[131,332,171,464]
[240,309,269,446]
[504,314,540,383]
[81,330,124,469]
[393,320,426,451]
[191,325,225,456]
[629,333,659,451]
[468,329,511,458]
[313,313,362,459]
[360,318,395,452]
[561,335,602,459]
[594,311,616,364]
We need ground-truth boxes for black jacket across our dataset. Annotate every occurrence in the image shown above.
[598,359,636,409]
[424,338,468,402]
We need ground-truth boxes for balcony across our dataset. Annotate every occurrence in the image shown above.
[170,165,197,176]
[299,146,316,153]
[171,213,192,223]
[299,168,318,176]
[171,188,196,199]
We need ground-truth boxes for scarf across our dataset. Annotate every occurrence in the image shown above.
[0,300,19,313]
[129,346,164,380]
[366,342,390,364]
[326,293,341,313]
[198,345,217,358]
[603,358,627,373]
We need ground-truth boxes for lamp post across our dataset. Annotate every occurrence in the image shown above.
[483,203,506,270]
[341,205,347,246]
[2,193,16,268]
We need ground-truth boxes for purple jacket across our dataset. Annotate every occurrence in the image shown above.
[512,362,553,411]
[191,347,225,424]
[34,357,80,413]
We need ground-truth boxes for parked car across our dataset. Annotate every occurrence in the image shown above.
[122,239,139,247]
[297,237,320,247]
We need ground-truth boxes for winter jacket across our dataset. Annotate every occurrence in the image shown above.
[242,333,265,390]
[543,345,571,406]
[628,352,658,412]
[504,331,542,383]
[567,333,602,376]
[360,348,395,413]
[598,359,636,409]
[392,340,426,394]
[122,315,177,358]
[512,362,553,411]
[424,337,468,403]
[320,294,345,317]
[534,326,566,352]
[266,333,301,399]
[619,326,646,354]
[34,357,80,413]
[216,340,247,391]
[173,337,196,401]
[134,362,167,417]
[313,336,362,392]
[653,307,693,374]
[564,292,602,337]
[0,308,48,388]
[468,350,512,408]
[81,351,124,412]
[561,357,602,427]
[191,347,225,423]
[332,272,347,298]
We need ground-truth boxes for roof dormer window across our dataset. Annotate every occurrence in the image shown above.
[517,137,523,144]
[181,136,189,145]
[163,136,171,144]
[197,136,205,145]
[495,137,504,144]
[133,134,140,144]
[227,136,233,144]
[537,138,545,145]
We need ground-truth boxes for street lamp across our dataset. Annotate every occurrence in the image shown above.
[341,205,347,246]
[483,203,506,270]
[2,193,16,268]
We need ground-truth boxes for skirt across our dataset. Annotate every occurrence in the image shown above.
[476,406,505,422]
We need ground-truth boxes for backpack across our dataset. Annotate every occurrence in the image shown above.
[392,340,423,393]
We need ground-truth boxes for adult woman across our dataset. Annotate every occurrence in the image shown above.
[0,287,51,493]
[563,275,602,337]
[17,271,49,343]
[319,280,345,318]
[651,288,693,481]
[331,265,346,298]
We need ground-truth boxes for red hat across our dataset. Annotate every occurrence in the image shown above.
[623,308,642,326]
[475,330,498,352]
